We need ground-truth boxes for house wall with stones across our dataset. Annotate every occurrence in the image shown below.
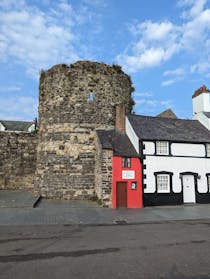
[95,135,113,206]
[35,61,134,200]
[0,132,37,190]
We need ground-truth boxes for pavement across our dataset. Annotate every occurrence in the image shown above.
[1,190,210,225]
[0,190,40,208]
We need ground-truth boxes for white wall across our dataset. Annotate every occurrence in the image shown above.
[28,124,35,132]
[143,141,206,157]
[143,141,155,155]
[192,93,210,114]
[144,155,210,194]
[0,122,5,131]
[126,117,139,153]
[171,143,205,157]
[193,112,210,131]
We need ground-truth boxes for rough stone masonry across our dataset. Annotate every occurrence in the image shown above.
[0,132,37,190]
[34,61,134,200]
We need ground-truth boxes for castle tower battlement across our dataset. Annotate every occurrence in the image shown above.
[35,61,134,199]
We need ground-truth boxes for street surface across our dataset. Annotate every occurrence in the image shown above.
[1,220,210,279]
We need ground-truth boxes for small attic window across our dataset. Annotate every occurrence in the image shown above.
[88,91,94,102]
[156,141,169,155]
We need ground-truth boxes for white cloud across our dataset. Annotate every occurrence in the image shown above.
[0,0,99,79]
[191,62,210,73]
[161,79,177,87]
[117,0,210,74]
[163,67,185,77]
[134,92,153,97]
[132,21,174,41]
[117,19,181,72]
[162,67,185,86]
[82,0,106,6]
[0,85,22,92]
[0,95,38,120]
[178,0,207,18]
[134,90,173,115]
[0,0,26,10]
[135,98,173,113]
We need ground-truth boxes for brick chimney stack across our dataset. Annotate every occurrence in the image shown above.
[115,104,125,132]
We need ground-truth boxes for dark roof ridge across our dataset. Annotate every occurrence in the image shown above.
[127,113,196,122]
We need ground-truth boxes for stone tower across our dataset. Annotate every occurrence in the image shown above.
[35,61,134,199]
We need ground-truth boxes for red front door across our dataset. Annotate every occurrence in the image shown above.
[116,182,127,208]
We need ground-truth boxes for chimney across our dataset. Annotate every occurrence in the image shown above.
[192,85,210,115]
[115,104,125,132]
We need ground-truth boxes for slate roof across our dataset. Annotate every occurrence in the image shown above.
[156,109,177,119]
[203,112,210,118]
[96,129,139,157]
[0,120,33,132]
[127,114,210,143]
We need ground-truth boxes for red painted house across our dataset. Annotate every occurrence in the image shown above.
[112,156,142,208]
[96,129,143,208]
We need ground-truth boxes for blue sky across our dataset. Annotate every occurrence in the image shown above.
[0,0,210,121]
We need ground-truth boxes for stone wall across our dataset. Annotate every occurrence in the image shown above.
[0,132,37,190]
[35,61,134,199]
[95,135,113,207]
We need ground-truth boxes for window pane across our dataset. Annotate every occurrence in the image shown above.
[157,174,170,193]
[156,141,169,155]
[122,157,131,168]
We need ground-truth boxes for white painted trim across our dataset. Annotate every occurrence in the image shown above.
[125,117,139,153]
[193,112,210,131]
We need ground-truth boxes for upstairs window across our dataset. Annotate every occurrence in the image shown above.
[206,144,210,157]
[156,141,169,155]
[122,157,131,168]
[157,174,170,193]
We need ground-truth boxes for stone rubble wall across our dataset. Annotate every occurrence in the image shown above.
[35,123,96,199]
[95,135,113,207]
[35,60,134,200]
[0,132,37,190]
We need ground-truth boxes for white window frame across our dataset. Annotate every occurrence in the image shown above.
[206,144,210,157]
[156,141,169,155]
[122,157,131,168]
[157,174,170,193]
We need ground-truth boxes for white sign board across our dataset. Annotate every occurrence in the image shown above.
[122,170,135,179]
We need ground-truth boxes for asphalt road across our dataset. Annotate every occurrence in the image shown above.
[1,220,210,279]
